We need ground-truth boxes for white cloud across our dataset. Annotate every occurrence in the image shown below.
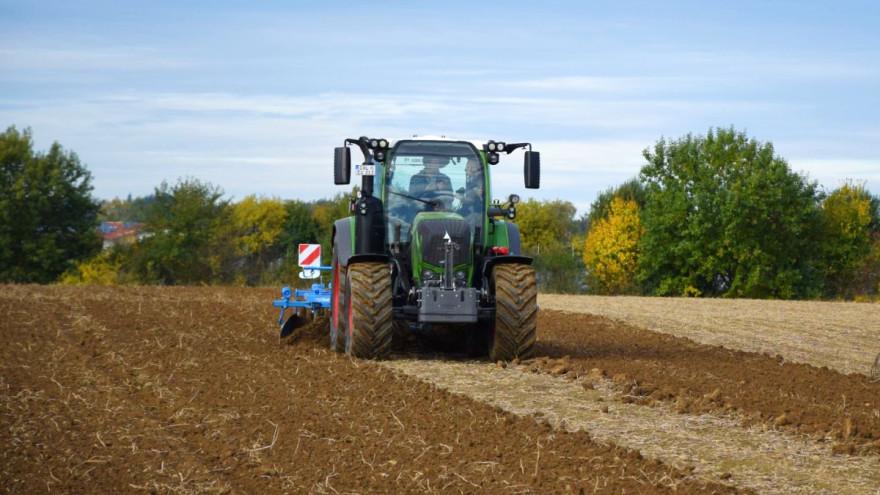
[500,76,694,93]
[787,158,880,192]
[0,47,191,72]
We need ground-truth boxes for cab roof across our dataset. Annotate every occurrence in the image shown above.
[393,135,485,149]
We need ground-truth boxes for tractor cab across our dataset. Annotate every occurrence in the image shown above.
[384,140,486,289]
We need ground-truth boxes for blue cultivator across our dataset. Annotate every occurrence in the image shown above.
[273,265,332,340]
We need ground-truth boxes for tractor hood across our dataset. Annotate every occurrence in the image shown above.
[410,212,473,286]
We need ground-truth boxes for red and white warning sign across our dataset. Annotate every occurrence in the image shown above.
[298,243,322,268]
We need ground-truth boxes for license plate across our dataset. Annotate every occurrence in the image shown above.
[356,165,376,176]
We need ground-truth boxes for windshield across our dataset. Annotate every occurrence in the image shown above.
[385,141,484,243]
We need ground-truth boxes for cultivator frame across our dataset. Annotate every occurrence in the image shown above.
[273,261,332,340]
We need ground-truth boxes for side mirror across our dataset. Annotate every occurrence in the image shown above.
[334,147,351,185]
[524,150,540,189]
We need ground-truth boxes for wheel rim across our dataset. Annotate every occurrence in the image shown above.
[344,272,353,354]
[331,260,341,348]
[332,261,340,330]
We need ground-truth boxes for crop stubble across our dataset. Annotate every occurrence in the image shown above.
[538,294,880,377]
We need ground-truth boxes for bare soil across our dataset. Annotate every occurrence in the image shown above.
[0,285,740,494]
[530,311,880,455]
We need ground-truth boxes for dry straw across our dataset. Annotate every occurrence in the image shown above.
[539,294,880,377]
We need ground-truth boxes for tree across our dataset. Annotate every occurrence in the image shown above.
[583,197,643,294]
[129,178,229,284]
[60,249,123,286]
[231,196,287,256]
[820,182,880,297]
[227,195,287,284]
[639,127,823,299]
[587,178,646,227]
[514,198,584,292]
[99,194,155,222]
[312,192,355,264]
[0,126,101,283]
[515,199,578,254]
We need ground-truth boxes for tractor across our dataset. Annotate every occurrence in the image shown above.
[327,135,540,360]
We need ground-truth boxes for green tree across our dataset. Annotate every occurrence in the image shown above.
[312,191,355,264]
[587,178,646,228]
[0,126,101,283]
[514,198,583,292]
[129,178,229,284]
[267,199,323,283]
[820,182,880,297]
[639,127,823,299]
[98,194,155,222]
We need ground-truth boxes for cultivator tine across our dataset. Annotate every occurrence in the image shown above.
[279,313,306,343]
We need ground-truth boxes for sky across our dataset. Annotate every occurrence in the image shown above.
[1,1,879,214]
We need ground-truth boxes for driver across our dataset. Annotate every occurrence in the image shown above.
[409,155,453,208]
[458,157,483,222]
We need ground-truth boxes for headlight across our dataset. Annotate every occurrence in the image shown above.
[379,139,388,148]
[370,139,379,148]
[496,142,505,152]
[422,269,437,281]
[487,141,497,151]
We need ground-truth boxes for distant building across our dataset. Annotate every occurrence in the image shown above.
[99,221,145,249]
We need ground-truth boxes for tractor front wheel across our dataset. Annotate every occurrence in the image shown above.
[489,264,538,361]
[344,262,393,359]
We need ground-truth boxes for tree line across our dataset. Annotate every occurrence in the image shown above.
[2,125,877,299]
[581,128,880,300]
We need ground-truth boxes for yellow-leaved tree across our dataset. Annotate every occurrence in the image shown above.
[60,250,122,285]
[226,196,287,284]
[583,197,643,294]
[231,196,287,256]
[820,181,879,298]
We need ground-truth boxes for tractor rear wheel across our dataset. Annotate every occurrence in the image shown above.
[489,264,537,361]
[344,262,393,359]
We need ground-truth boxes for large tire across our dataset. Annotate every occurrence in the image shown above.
[489,264,538,361]
[329,251,345,353]
[344,262,393,359]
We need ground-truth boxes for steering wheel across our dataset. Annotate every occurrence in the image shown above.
[420,189,456,211]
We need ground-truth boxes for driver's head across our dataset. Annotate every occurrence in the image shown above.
[423,155,447,170]
[466,158,481,176]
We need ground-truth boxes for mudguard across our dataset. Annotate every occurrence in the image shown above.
[332,217,355,267]
[506,222,522,255]
[487,220,523,255]
[334,216,391,268]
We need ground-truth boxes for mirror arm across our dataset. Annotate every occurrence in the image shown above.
[502,142,531,155]
[344,137,373,164]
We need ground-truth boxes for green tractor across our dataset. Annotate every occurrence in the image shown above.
[330,135,540,360]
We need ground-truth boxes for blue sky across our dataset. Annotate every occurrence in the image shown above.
[1,1,878,213]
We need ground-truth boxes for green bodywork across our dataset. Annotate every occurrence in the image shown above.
[410,211,474,285]
[486,219,511,250]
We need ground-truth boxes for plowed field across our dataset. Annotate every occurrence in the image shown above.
[2,285,879,494]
